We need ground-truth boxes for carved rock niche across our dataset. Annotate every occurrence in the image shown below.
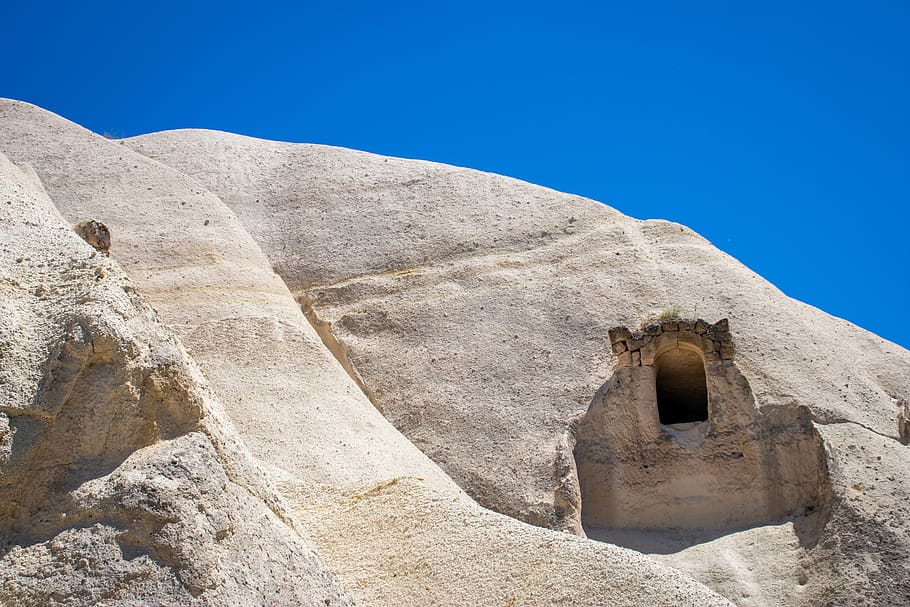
[573,317,830,539]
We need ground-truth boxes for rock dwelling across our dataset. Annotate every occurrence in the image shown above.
[574,317,830,537]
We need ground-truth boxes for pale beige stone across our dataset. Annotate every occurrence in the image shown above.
[0,99,733,607]
[0,97,908,607]
[123,124,910,607]
[617,350,634,367]
[0,152,351,606]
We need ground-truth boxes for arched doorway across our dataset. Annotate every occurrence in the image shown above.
[655,347,708,424]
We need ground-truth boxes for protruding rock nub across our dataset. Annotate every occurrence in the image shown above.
[75,220,111,255]
[898,399,910,445]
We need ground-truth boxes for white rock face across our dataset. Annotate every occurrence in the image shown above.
[0,100,734,607]
[0,151,352,606]
[122,127,910,606]
[1,97,907,606]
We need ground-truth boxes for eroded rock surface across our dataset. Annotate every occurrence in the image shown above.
[577,317,830,535]
[0,152,351,606]
[0,99,735,607]
[123,126,910,606]
[0,97,907,606]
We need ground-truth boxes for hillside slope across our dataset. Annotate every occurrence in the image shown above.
[0,150,351,606]
[125,127,910,607]
[0,99,734,607]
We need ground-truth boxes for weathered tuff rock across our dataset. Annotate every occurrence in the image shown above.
[0,99,734,607]
[123,126,910,607]
[73,219,111,254]
[580,317,830,535]
[0,97,908,606]
[0,152,352,606]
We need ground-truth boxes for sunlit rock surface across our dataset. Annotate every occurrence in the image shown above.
[0,97,908,606]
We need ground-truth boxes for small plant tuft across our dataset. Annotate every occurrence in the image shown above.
[658,305,683,319]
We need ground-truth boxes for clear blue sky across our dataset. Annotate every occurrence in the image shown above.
[2,1,908,348]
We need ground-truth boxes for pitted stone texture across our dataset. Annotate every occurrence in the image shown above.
[0,99,738,607]
[122,124,910,607]
[0,152,352,607]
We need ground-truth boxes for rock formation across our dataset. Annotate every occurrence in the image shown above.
[0,151,351,606]
[577,316,829,535]
[1,97,908,606]
[73,219,111,254]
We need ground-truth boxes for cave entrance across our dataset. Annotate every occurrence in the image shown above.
[655,347,708,425]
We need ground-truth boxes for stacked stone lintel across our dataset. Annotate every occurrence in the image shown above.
[608,317,734,366]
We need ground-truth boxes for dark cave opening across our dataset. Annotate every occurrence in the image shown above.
[655,348,708,424]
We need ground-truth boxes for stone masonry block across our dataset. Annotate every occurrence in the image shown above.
[608,326,632,344]
[711,318,730,333]
[627,337,648,351]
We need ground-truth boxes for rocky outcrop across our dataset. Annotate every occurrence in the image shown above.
[0,97,907,606]
[123,126,910,606]
[0,99,735,607]
[0,152,352,606]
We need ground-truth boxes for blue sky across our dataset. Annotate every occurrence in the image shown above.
[2,1,908,348]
